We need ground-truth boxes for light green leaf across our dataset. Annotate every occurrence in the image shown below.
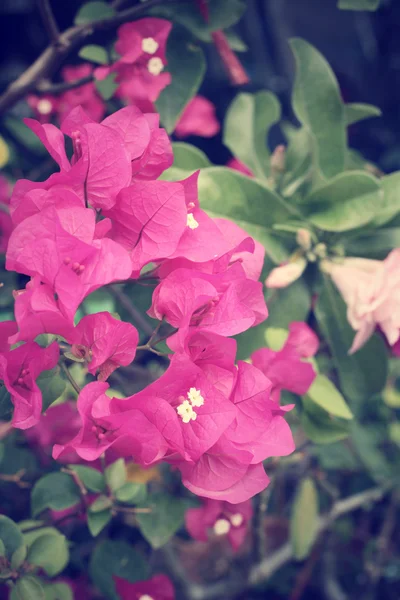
[307,171,383,231]
[345,103,381,125]
[44,582,73,600]
[95,73,118,100]
[78,44,108,65]
[370,172,400,226]
[27,533,69,577]
[89,540,149,600]
[155,25,206,133]
[315,276,388,404]
[87,510,112,537]
[301,396,350,444]
[344,228,400,259]
[11,544,27,569]
[290,478,319,560]
[36,366,66,412]
[115,482,147,505]
[290,38,346,179]
[171,142,211,170]
[0,516,24,558]
[10,576,45,600]
[351,423,393,482]
[136,493,187,549]
[223,91,281,179]
[224,29,248,52]
[83,288,115,315]
[338,0,380,10]
[266,277,311,329]
[0,539,5,557]
[105,459,127,492]
[306,374,353,420]
[68,465,106,494]
[31,473,81,517]
[281,127,313,198]
[264,327,289,351]
[74,1,115,25]
[4,117,47,156]
[89,495,113,513]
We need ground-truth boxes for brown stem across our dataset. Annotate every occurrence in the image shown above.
[0,469,31,489]
[36,74,93,95]
[60,361,82,395]
[61,467,89,509]
[109,285,154,337]
[37,0,60,45]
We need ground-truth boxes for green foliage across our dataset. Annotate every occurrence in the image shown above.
[223,91,281,179]
[78,44,108,64]
[156,25,206,133]
[27,533,69,576]
[74,1,115,25]
[95,73,118,100]
[0,385,13,420]
[115,482,147,505]
[10,576,45,600]
[171,142,211,170]
[306,374,353,420]
[301,396,350,444]
[89,540,149,600]
[0,516,24,559]
[87,509,112,537]
[345,103,382,125]
[31,473,81,517]
[136,493,188,549]
[338,0,380,9]
[43,583,73,600]
[290,478,319,560]
[36,367,66,412]
[68,465,106,493]
[105,458,127,492]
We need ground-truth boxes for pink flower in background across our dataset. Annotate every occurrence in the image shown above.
[0,175,12,253]
[226,157,254,177]
[114,574,175,600]
[185,498,252,551]
[95,18,172,112]
[70,312,139,381]
[26,94,59,123]
[0,341,59,429]
[174,96,220,138]
[251,321,318,402]
[323,253,400,353]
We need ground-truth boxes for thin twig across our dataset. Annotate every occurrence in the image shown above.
[60,361,82,395]
[36,74,93,95]
[109,285,154,337]
[61,467,89,509]
[37,0,60,45]
[0,469,31,489]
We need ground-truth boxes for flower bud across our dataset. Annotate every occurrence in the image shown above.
[265,257,307,289]
[296,228,312,251]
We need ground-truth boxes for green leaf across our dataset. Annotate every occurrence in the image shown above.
[27,533,69,577]
[264,327,289,351]
[338,0,380,10]
[11,544,27,569]
[115,482,147,505]
[10,576,45,600]
[266,277,311,329]
[0,539,5,557]
[68,465,106,493]
[31,472,81,517]
[36,367,66,412]
[155,25,206,133]
[351,422,393,482]
[87,509,112,537]
[89,540,149,600]
[136,493,187,549]
[0,385,13,420]
[290,478,319,560]
[314,276,388,404]
[83,288,115,315]
[78,44,108,65]
[74,1,115,25]
[105,459,127,492]
[281,127,314,198]
[306,171,383,231]
[224,29,248,52]
[370,172,400,227]
[345,103,382,125]
[95,73,118,100]
[289,38,346,179]
[171,142,211,170]
[149,0,246,42]
[306,374,353,420]
[4,117,47,156]
[344,228,400,259]
[44,582,73,600]
[223,91,281,179]
[301,396,350,444]
[89,495,113,513]
[0,516,24,558]
[313,441,359,470]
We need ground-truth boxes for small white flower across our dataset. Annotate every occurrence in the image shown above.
[177,400,197,423]
[187,387,204,407]
[213,518,231,536]
[147,57,164,75]
[37,99,53,115]
[230,513,244,527]
[187,213,199,230]
[139,595,154,600]
[142,37,159,54]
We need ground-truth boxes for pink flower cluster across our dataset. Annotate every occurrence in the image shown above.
[0,175,12,253]
[2,102,296,503]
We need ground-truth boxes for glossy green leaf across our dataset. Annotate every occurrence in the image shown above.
[89,540,149,600]
[290,478,319,560]
[315,276,388,404]
[87,509,112,537]
[105,459,127,492]
[171,142,211,170]
[223,91,281,179]
[115,482,147,505]
[306,374,353,419]
[27,533,69,576]
[290,38,346,179]
[338,0,380,9]
[44,583,73,600]
[10,576,45,600]
[31,472,80,517]
[95,73,118,100]
[68,465,106,494]
[0,516,24,558]
[78,44,108,65]
[370,172,400,226]
[345,103,381,125]
[11,543,27,569]
[74,1,115,25]
[36,367,66,412]
[136,493,187,549]
[155,26,206,133]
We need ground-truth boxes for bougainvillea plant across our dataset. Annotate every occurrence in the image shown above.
[0,0,399,599]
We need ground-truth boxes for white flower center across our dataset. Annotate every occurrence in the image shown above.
[148,57,164,75]
[187,213,199,229]
[213,518,231,536]
[139,595,154,600]
[177,399,197,424]
[142,37,159,54]
[230,513,244,527]
[177,388,204,423]
[37,99,53,115]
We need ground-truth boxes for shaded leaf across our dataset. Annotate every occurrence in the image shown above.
[0,516,24,558]
[87,509,112,537]
[78,44,108,65]
[10,576,45,600]
[338,0,380,9]
[136,493,187,549]
[290,478,319,560]
[68,465,106,494]
[306,374,353,420]
[105,459,126,492]
[345,103,381,125]
[74,1,115,25]
[115,482,147,505]
[95,73,118,100]
[31,473,80,517]
[301,396,350,444]
[27,533,69,577]
[36,367,66,412]
[171,142,211,170]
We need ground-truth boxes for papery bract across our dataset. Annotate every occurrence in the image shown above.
[227,157,254,177]
[174,96,220,138]
[114,574,175,600]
